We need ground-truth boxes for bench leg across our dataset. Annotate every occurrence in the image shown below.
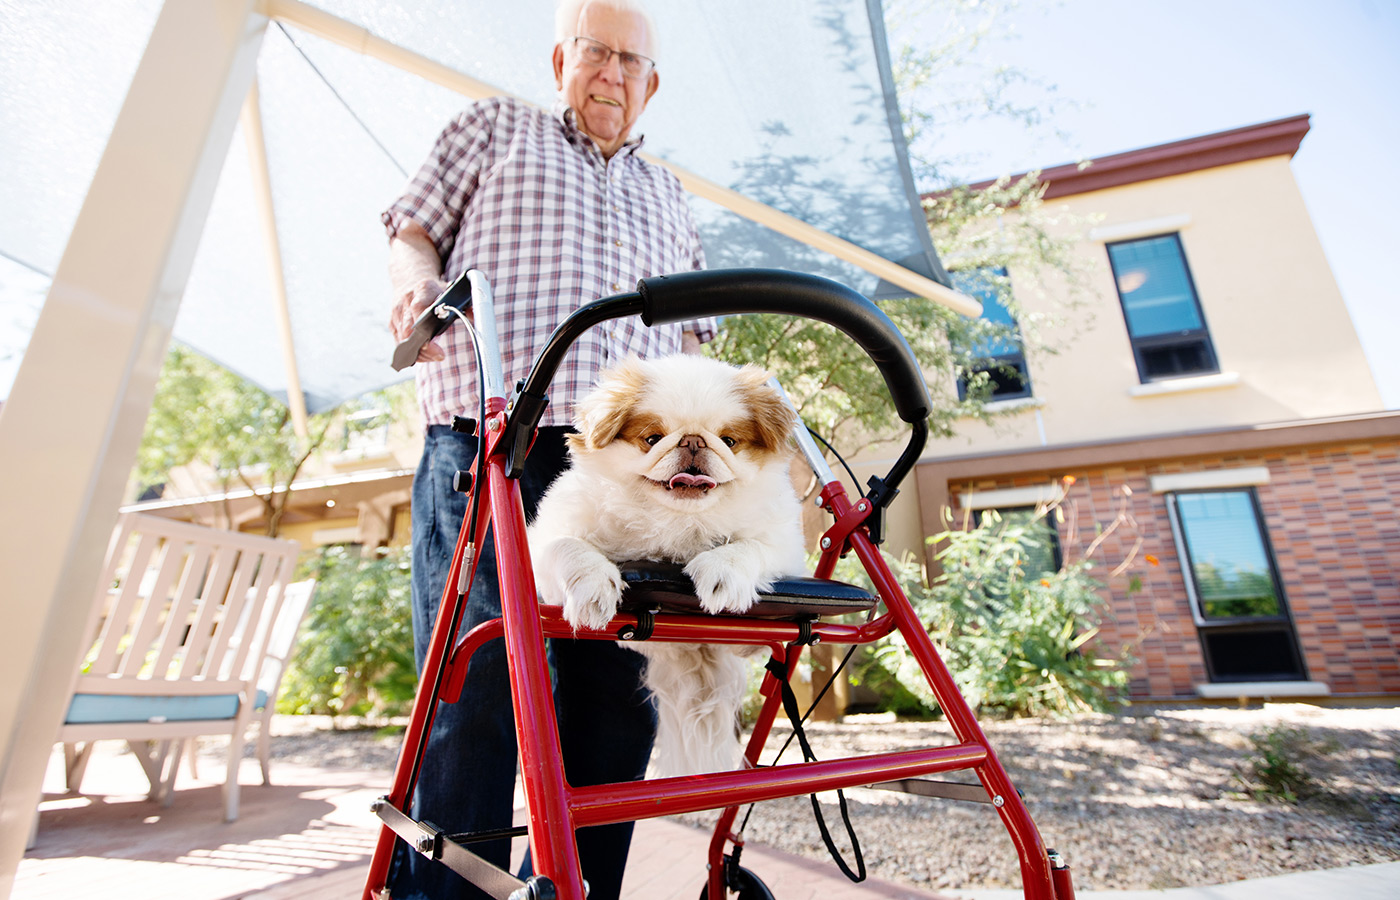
[63,742,94,793]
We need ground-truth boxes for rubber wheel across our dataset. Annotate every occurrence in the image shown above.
[699,864,775,900]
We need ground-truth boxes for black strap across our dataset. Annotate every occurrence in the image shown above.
[763,657,866,883]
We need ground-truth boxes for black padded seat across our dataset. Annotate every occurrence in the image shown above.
[616,560,877,620]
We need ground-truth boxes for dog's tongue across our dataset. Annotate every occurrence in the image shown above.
[668,472,717,491]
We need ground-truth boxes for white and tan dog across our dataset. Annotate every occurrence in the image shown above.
[529,354,806,776]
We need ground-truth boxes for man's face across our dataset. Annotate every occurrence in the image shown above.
[553,3,659,159]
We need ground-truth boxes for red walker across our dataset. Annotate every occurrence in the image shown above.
[365,268,1076,900]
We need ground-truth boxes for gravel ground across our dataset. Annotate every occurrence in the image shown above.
[256,702,1399,892]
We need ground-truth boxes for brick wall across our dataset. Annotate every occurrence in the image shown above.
[949,437,1400,699]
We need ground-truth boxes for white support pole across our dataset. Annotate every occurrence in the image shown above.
[0,1,267,893]
[241,78,310,437]
[259,0,981,317]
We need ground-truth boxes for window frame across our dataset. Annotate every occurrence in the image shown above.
[1105,232,1219,383]
[1164,487,1308,683]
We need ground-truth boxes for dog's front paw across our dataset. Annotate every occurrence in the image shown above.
[559,557,625,631]
[537,537,625,631]
[686,548,761,617]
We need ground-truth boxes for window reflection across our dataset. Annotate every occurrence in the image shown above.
[1174,491,1282,619]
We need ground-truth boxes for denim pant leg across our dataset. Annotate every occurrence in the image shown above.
[388,426,655,900]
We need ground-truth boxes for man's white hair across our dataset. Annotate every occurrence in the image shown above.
[554,0,659,59]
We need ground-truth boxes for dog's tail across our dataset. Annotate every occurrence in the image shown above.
[635,643,750,777]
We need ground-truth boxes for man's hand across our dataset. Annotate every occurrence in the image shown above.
[390,276,452,364]
[388,221,456,364]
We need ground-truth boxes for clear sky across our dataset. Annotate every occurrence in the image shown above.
[906,0,1400,409]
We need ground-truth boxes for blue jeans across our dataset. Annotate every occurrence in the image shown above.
[387,425,656,900]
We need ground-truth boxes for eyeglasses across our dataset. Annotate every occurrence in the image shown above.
[569,36,656,79]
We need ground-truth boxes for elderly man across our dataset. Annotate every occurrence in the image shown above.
[382,2,712,898]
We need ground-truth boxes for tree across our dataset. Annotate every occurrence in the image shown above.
[279,544,418,717]
[135,343,410,537]
[708,0,1096,458]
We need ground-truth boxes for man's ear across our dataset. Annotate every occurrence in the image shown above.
[552,44,565,90]
[644,69,659,104]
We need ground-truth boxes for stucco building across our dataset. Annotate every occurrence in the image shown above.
[896,115,1399,702]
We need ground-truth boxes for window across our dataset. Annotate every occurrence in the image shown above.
[1170,491,1282,620]
[336,406,392,460]
[973,506,1062,579]
[1165,489,1306,682]
[1105,234,1218,382]
[950,267,1032,402]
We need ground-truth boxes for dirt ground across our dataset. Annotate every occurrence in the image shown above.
[687,703,1400,891]
[266,701,1400,892]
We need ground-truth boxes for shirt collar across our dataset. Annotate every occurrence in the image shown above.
[552,98,645,159]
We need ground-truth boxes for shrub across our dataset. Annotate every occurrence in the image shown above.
[279,544,418,717]
[843,504,1135,718]
[1238,724,1334,803]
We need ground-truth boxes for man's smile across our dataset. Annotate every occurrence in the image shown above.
[591,95,621,107]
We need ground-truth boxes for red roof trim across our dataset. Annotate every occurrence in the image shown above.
[956,114,1312,200]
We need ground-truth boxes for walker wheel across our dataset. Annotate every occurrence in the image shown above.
[699,864,775,900]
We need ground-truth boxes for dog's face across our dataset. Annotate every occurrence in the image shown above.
[568,356,796,511]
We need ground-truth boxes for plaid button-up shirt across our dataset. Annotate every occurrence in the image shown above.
[383,96,713,428]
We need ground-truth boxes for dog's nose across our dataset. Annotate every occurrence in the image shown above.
[678,434,707,453]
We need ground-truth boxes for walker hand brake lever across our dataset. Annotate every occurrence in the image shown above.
[391,270,474,371]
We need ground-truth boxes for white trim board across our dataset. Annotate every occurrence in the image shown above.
[1151,467,1271,493]
[957,482,1062,511]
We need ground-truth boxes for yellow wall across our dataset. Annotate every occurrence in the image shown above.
[926,156,1382,459]
[275,515,361,552]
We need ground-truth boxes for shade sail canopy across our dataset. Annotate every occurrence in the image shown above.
[1,0,955,414]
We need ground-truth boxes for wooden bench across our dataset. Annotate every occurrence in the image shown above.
[54,512,309,824]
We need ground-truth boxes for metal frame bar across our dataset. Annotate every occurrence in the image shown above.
[361,421,1063,900]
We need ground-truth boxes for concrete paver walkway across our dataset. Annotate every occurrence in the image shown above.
[18,742,1397,900]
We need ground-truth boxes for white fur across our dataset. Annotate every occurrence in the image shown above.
[529,355,806,776]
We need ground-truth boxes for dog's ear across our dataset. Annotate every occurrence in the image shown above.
[572,357,649,451]
[734,365,796,452]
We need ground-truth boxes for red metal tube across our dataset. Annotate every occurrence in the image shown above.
[485,445,587,899]
[1051,854,1076,900]
[440,618,504,704]
[569,743,988,828]
[845,526,1056,900]
[537,605,897,646]
[361,418,494,900]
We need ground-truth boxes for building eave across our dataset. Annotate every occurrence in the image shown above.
[949,113,1312,201]
[920,408,1400,483]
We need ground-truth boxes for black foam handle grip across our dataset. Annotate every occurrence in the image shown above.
[638,268,931,424]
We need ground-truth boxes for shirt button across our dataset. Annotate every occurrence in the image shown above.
[614,240,624,248]
[612,283,622,291]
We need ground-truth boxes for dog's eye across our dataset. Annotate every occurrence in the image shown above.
[721,435,737,448]
[644,434,663,446]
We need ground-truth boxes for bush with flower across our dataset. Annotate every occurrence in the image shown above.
[845,478,1149,718]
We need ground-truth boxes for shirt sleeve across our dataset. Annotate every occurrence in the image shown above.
[381,99,500,264]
